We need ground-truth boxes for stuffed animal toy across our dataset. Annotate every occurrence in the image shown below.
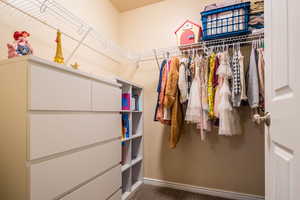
[7,31,33,58]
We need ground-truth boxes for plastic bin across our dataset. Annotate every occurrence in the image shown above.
[201,2,251,40]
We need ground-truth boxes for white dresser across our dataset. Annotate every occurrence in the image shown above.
[0,56,122,200]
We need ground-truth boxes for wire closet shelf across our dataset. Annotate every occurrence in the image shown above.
[140,32,264,62]
[0,0,140,64]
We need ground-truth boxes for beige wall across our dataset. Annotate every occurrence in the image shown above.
[120,0,265,196]
[0,0,121,77]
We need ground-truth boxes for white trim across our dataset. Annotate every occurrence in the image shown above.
[144,178,264,200]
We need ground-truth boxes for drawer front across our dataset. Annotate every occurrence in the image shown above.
[61,166,121,200]
[29,64,91,111]
[30,140,121,200]
[92,81,121,111]
[29,112,121,160]
[109,190,122,200]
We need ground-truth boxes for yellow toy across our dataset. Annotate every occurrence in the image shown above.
[71,62,80,70]
[54,30,64,64]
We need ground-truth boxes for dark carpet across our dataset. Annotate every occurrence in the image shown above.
[130,184,233,200]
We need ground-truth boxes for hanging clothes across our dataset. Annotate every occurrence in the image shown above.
[207,53,217,119]
[156,60,171,125]
[154,59,167,121]
[185,58,202,123]
[218,79,241,136]
[231,49,242,107]
[178,57,189,104]
[213,53,221,118]
[217,51,241,136]
[239,49,248,101]
[215,51,231,118]
[154,38,265,147]
[199,56,212,133]
[247,46,260,108]
[213,55,220,89]
[164,57,183,148]
[187,56,193,94]
[257,48,265,110]
[185,55,210,140]
[163,60,172,121]
[200,56,210,113]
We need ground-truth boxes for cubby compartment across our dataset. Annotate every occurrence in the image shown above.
[122,168,131,195]
[120,82,132,111]
[132,137,142,161]
[132,112,142,136]
[122,113,131,140]
[121,141,131,167]
[131,87,142,111]
[132,161,143,190]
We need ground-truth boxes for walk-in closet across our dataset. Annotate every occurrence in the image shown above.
[0,0,299,200]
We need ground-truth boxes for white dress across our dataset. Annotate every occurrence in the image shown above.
[185,56,208,140]
[178,58,189,103]
[185,64,202,124]
[217,51,241,136]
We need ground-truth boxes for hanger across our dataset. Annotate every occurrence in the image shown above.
[193,48,196,58]
[166,51,170,59]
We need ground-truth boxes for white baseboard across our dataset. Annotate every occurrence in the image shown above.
[144,178,264,200]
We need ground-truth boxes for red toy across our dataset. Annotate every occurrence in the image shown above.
[175,20,202,46]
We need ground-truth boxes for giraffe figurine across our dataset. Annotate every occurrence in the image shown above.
[54,30,64,64]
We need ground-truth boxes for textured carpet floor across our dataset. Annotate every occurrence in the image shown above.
[129,184,233,200]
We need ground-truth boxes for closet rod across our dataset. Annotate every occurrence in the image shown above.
[139,32,264,62]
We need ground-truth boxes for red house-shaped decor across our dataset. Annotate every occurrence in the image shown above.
[175,20,202,46]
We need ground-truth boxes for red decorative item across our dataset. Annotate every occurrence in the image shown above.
[7,31,33,59]
[175,20,202,46]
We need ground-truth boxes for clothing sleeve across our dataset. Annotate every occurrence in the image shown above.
[178,62,188,103]
[247,48,260,108]
[157,60,166,93]
[164,57,180,108]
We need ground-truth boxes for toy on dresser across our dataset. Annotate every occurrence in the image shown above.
[7,31,33,58]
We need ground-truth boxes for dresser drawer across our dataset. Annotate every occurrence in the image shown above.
[29,64,92,111]
[30,140,121,200]
[29,112,121,160]
[61,165,121,200]
[92,80,121,111]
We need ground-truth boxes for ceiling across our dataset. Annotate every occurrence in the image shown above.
[110,0,164,12]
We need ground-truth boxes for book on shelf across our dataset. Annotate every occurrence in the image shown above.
[122,93,130,110]
[122,113,130,139]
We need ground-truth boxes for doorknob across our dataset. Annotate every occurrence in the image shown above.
[253,112,271,126]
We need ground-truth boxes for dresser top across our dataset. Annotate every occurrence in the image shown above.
[0,56,122,88]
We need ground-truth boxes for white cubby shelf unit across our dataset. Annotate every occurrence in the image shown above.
[117,79,144,200]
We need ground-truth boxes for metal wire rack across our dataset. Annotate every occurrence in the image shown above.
[0,0,263,65]
[139,31,264,62]
[0,0,139,64]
